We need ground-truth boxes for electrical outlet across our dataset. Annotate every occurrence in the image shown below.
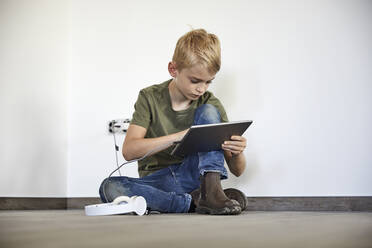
[109,119,131,133]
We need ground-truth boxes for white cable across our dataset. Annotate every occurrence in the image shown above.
[112,131,122,176]
[102,140,176,202]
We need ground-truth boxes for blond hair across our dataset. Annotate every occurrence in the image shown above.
[172,29,221,74]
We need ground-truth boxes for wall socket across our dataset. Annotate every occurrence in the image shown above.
[108,119,131,133]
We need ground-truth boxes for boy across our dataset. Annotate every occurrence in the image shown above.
[99,29,248,215]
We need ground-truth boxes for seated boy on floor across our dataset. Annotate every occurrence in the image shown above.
[99,28,248,215]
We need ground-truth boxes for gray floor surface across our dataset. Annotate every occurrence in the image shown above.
[0,210,372,248]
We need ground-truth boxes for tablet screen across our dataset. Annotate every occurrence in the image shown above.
[171,120,252,156]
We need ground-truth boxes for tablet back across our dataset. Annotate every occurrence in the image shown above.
[171,120,252,157]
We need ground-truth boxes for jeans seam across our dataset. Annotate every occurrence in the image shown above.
[169,167,179,184]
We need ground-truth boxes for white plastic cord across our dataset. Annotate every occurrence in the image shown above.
[112,131,122,176]
[102,140,177,202]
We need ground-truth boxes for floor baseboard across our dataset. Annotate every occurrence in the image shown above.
[245,197,372,211]
[0,198,67,210]
[1,197,371,211]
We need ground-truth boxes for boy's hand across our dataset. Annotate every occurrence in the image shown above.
[222,135,246,156]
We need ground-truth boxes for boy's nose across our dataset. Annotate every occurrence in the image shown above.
[196,89,205,95]
[197,85,207,93]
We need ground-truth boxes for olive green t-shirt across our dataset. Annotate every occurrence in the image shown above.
[131,79,228,177]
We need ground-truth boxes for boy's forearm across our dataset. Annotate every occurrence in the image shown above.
[226,152,246,177]
[122,131,185,161]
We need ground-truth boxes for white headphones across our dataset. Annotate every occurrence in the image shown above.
[85,195,147,216]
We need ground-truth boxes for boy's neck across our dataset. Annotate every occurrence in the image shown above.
[168,79,192,111]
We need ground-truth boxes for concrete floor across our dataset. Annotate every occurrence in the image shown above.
[0,210,371,248]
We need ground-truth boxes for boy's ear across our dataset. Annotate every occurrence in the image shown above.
[168,61,178,78]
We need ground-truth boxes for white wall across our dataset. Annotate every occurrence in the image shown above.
[0,0,68,196]
[1,0,371,198]
[67,0,372,197]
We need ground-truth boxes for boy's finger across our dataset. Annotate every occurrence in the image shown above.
[223,141,243,147]
[222,146,241,155]
[230,135,244,140]
[224,140,245,146]
[221,146,235,153]
[222,144,244,151]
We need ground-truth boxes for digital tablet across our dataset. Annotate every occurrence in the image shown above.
[170,120,253,157]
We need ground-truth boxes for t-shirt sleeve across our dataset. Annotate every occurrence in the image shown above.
[206,93,229,123]
[130,90,151,129]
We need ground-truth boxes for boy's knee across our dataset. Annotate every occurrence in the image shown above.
[99,178,112,202]
[99,177,130,203]
[194,104,221,125]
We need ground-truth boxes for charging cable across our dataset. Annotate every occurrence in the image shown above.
[112,131,122,176]
[102,141,177,203]
[109,119,130,176]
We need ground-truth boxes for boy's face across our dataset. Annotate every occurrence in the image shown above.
[168,62,215,101]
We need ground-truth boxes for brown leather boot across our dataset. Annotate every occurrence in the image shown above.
[196,172,241,215]
[189,188,248,212]
[188,188,200,213]
[224,188,248,211]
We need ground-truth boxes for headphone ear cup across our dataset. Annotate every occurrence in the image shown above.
[133,196,147,216]
[112,196,131,205]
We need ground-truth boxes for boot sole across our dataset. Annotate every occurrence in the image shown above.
[196,205,241,215]
[224,188,248,211]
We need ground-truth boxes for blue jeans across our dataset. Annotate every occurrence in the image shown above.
[99,104,228,213]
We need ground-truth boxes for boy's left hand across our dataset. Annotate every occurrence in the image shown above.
[221,135,247,156]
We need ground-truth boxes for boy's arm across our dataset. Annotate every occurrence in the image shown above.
[224,151,246,177]
[222,135,247,177]
[122,124,188,161]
